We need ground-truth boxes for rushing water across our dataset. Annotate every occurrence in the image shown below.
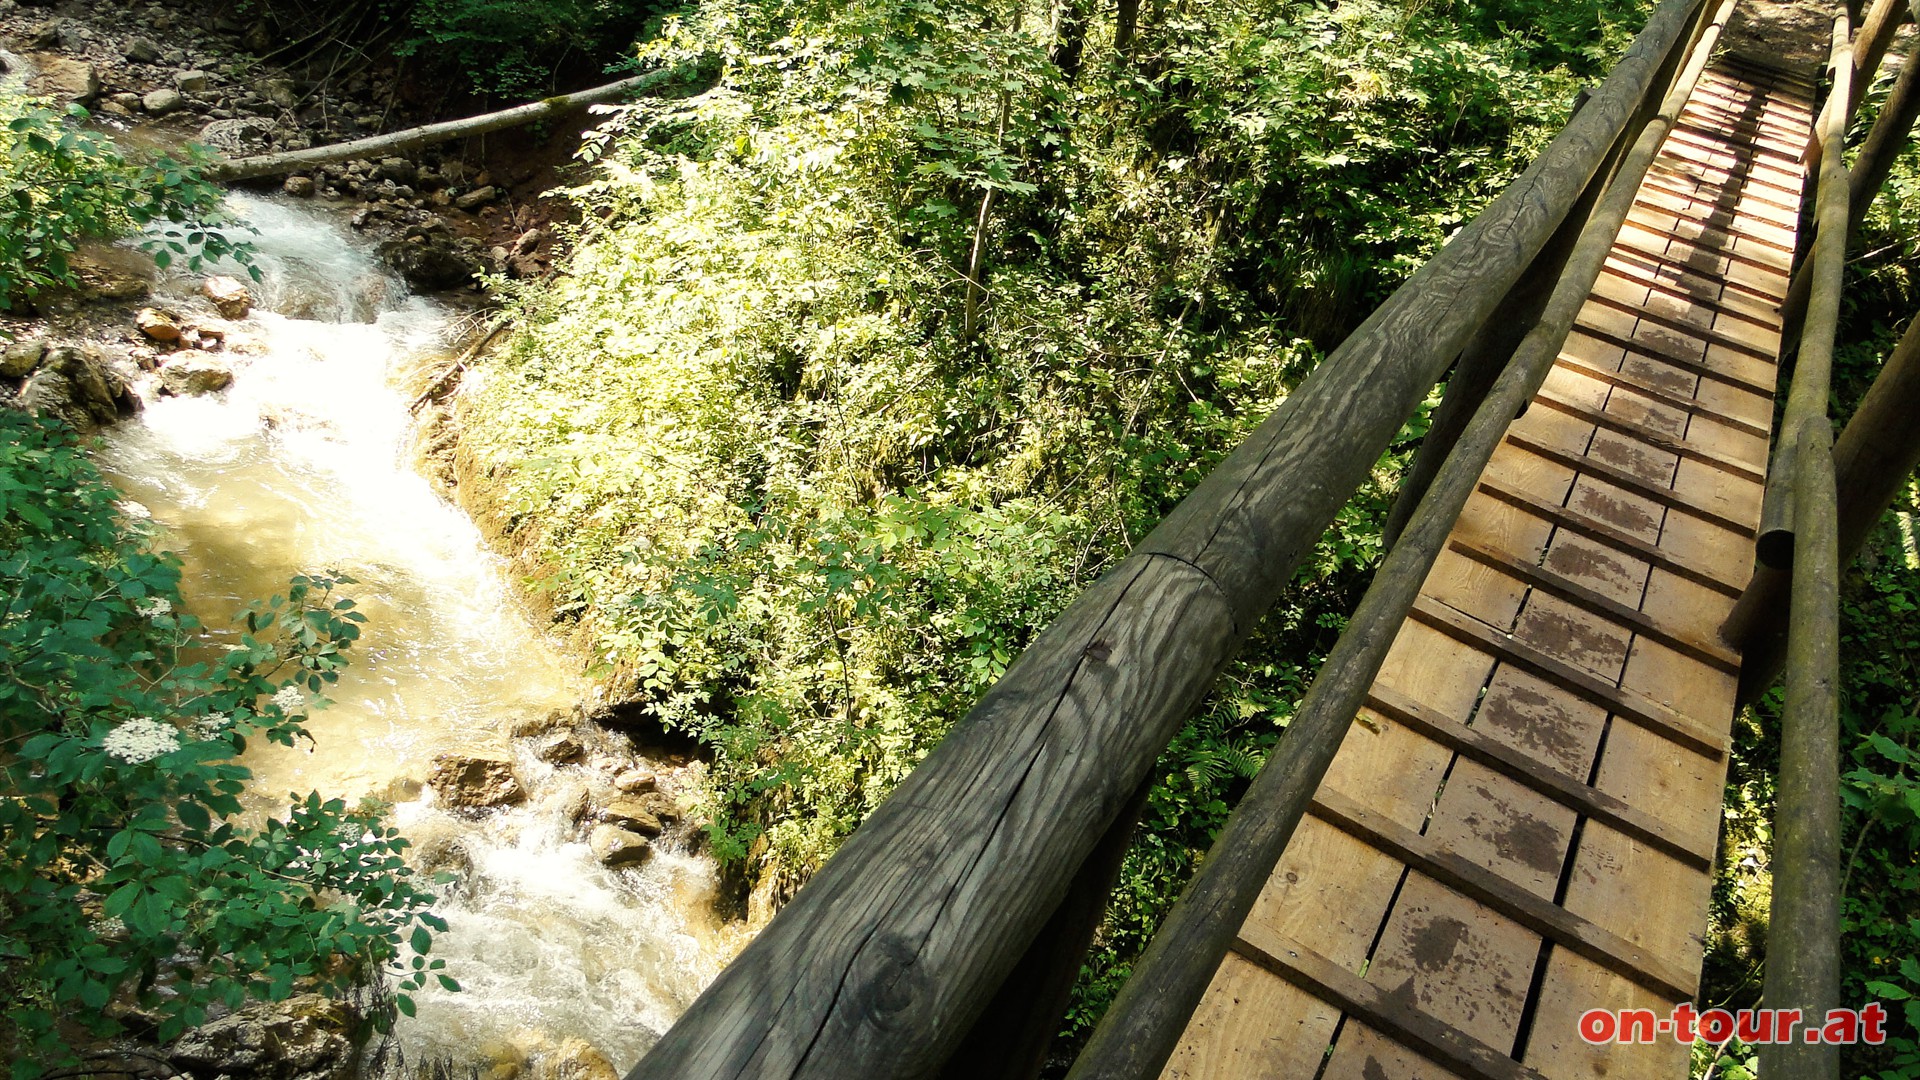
[95,194,742,1073]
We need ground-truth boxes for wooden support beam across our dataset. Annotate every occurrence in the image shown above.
[1848,12,1920,238]
[1757,425,1844,1080]
[1727,310,1920,701]
[1760,9,1854,567]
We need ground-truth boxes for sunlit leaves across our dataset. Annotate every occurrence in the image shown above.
[0,95,260,309]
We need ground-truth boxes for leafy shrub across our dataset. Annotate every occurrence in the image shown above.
[0,411,446,1076]
[0,95,256,310]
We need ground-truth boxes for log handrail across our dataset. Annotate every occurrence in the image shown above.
[626,1,1710,1076]
[1062,3,1741,1075]
[1754,12,1853,1080]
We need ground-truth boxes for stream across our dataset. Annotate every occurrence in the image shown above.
[94,193,742,1074]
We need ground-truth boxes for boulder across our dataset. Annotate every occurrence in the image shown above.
[596,796,663,838]
[30,56,99,105]
[533,729,586,765]
[168,993,354,1079]
[201,275,254,318]
[196,115,276,156]
[534,1039,621,1080]
[377,237,479,292]
[158,355,234,396]
[428,754,525,809]
[134,307,182,342]
[588,824,653,868]
[174,69,211,93]
[142,88,185,115]
[2,338,48,379]
[629,790,683,824]
[454,185,498,211]
[125,37,160,63]
[507,708,571,739]
[611,769,657,795]
[19,345,138,431]
[283,175,316,197]
[71,250,153,301]
[263,78,299,109]
[376,157,417,184]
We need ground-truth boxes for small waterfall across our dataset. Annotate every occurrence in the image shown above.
[97,193,741,1074]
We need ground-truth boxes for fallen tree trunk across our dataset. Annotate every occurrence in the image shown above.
[206,65,690,182]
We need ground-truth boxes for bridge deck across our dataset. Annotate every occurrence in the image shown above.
[1162,59,1813,1080]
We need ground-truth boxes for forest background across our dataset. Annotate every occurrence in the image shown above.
[4,0,1917,1075]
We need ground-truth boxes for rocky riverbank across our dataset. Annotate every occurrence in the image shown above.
[3,5,734,1077]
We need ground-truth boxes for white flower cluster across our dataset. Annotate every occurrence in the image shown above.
[135,597,172,618]
[272,685,305,713]
[102,718,181,764]
[194,712,232,739]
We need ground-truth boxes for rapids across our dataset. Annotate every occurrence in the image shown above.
[95,194,741,1073]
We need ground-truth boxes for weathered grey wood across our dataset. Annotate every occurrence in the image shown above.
[937,778,1153,1080]
[1757,424,1843,1080]
[207,67,688,181]
[628,3,1709,1077]
[1232,924,1553,1080]
[1760,10,1853,567]
[1060,7,1730,1073]
[1727,310,1920,702]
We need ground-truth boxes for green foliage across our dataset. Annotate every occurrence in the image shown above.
[394,0,662,98]
[0,410,444,1075]
[460,0,1628,1037]
[0,94,257,310]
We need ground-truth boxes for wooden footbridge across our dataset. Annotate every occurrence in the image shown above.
[625,1,1920,1078]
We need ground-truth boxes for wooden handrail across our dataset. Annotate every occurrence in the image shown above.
[1062,3,1738,1076]
[1756,11,1852,1080]
[625,1,1709,1075]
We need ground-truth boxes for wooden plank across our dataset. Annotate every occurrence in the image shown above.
[1307,790,1702,1000]
[1520,951,1693,1079]
[1365,684,1712,868]
[1573,316,1776,396]
[1318,1022,1469,1080]
[1552,353,1767,439]
[1476,477,1743,595]
[1158,953,1341,1080]
[1356,872,1545,1048]
[1232,923,1552,1080]
[1447,537,1739,670]
[1409,596,1727,758]
[1534,383,1767,482]
[1587,293,1781,361]
[1504,431,1756,536]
